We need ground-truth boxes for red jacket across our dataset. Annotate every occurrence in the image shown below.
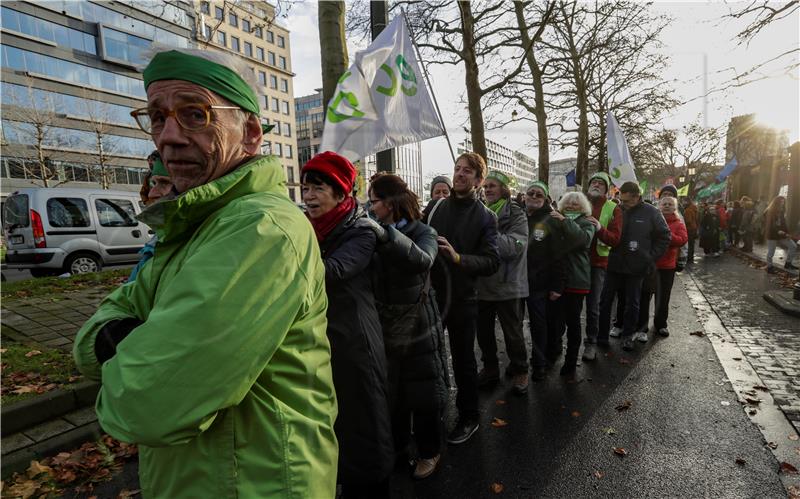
[716,205,728,229]
[590,197,623,269]
[657,213,689,270]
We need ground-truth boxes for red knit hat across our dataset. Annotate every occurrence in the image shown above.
[301,151,357,195]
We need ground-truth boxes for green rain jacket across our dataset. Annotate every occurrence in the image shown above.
[73,156,338,498]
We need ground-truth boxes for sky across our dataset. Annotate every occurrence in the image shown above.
[285,1,800,178]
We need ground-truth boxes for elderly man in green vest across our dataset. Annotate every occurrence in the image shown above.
[73,48,338,498]
[581,172,623,361]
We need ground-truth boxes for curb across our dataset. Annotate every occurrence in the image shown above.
[1,381,99,437]
[763,290,800,318]
[728,247,800,277]
[1,421,102,479]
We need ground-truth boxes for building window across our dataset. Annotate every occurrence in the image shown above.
[289,189,296,202]
[215,6,224,19]
[204,24,212,39]
[200,2,210,14]
[231,36,240,52]
[217,31,226,46]
[270,74,278,89]
[282,123,291,137]
[254,26,263,38]
[271,97,280,112]
[273,121,281,135]
[257,71,266,86]
[1,7,96,55]
[262,95,269,110]
[280,78,288,93]
[99,26,150,66]
[256,46,264,61]
[262,140,271,155]
[286,145,293,159]
[266,30,274,43]
[228,12,238,27]
[277,35,285,48]
[244,41,252,57]
[278,56,287,70]
[267,51,275,65]
[274,143,282,156]
[281,101,290,115]
[286,166,295,182]
[242,19,250,33]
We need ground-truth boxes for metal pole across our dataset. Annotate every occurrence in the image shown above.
[371,0,394,173]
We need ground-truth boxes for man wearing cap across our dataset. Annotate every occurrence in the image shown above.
[73,49,338,497]
[475,170,529,394]
[581,172,623,361]
[426,152,499,445]
[129,151,173,282]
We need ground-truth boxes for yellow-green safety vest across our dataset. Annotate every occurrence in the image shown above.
[596,200,617,257]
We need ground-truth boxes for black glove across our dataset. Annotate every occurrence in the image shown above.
[94,318,143,364]
[355,217,389,243]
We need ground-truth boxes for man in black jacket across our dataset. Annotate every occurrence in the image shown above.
[598,182,671,351]
[426,152,500,445]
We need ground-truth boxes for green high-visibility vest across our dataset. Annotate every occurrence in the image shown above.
[596,200,617,257]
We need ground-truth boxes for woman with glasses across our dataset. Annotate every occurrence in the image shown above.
[367,173,448,480]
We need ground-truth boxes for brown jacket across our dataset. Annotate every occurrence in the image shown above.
[683,203,699,235]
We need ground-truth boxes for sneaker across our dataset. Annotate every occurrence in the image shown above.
[477,367,499,387]
[447,420,479,445]
[657,327,670,337]
[609,326,623,338]
[531,367,546,381]
[622,338,635,351]
[582,344,597,361]
[413,454,441,479]
[512,373,529,394]
[635,331,648,343]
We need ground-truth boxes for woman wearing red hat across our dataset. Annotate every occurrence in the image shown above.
[301,151,393,498]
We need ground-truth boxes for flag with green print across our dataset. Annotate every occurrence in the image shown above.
[320,15,445,161]
[606,111,638,187]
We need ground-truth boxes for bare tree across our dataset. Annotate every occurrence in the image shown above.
[80,92,124,189]
[725,0,799,44]
[196,0,298,47]
[318,1,349,111]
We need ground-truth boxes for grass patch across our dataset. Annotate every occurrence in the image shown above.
[1,268,129,300]
[0,343,82,405]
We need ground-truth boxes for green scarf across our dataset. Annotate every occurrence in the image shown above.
[564,211,582,220]
[143,50,259,115]
[488,198,508,215]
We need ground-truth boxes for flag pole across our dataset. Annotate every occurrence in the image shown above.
[402,9,456,163]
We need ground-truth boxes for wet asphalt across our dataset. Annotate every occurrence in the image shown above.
[61,272,788,498]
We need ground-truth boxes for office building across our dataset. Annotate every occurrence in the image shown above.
[458,136,536,192]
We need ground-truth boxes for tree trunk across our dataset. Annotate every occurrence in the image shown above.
[458,1,488,162]
[318,1,349,113]
[36,124,48,188]
[513,1,549,183]
[597,107,607,172]
[97,131,108,189]
[573,62,589,190]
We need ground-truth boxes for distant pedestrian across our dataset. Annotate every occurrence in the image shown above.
[475,171,530,394]
[739,196,756,252]
[683,198,699,263]
[716,199,729,250]
[550,192,596,378]
[764,195,798,272]
[128,151,172,282]
[700,202,721,256]
[729,201,743,247]
[422,176,452,219]
[598,182,671,352]
[524,181,566,381]
[653,196,688,336]
[367,173,448,480]
[426,152,500,445]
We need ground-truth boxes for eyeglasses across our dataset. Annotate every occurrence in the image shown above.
[526,192,545,199]
[130,103,241,135]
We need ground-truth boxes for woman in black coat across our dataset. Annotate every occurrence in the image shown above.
[301,153,393,499]
[365,173,448,480]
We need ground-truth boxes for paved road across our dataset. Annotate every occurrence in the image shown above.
[58,271,791,498]
[1,264,135,283]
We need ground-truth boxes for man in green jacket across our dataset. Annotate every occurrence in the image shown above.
[73,48,338,498]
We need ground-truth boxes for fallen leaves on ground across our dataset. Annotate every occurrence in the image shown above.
[753,385,769,391]
[593,470,604,479]
[690,330,705,337]
[720,401,731,406]
[789,434,799,441]
[731,357,742,361]
[767,442,778,449]
[780,462,799,474]
[117,489,141,498]
[613,447,627,457]
[1,345,83,404]
[1,435,138,497]
[490,417,508,428]
[615,400,632,412]
[570,411,581,418]
[24,350,42,358]
[744,397,761,405]
[495,399,506,405]
[735,457,746,466]
[787,485,800,499]
[748,409,757,415]
[603,427,617,435]
[490,482,504,494]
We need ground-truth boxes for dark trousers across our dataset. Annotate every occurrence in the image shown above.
[391,407,442,460]
[741,231,753,252]
[442,301,479,422]
[654,269,676,330]
[526,292,549,368]
[476,299,528,375]
[687,233,697,262]
[561,292,586,368]
[638,285,652,332]
[612,288,625,329]
[546,294,564,362]
[599,271,644,338]
[340,479,390,499]
[584,267,606,344]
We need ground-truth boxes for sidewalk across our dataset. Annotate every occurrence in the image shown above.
[739,240,799,275]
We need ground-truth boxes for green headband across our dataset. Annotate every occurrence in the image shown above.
[526,181,549,197]
[143,50,260,115]
[487,170,515,189]
[151,157,168,177]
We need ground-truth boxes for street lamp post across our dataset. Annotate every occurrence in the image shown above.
[371,1,394,173]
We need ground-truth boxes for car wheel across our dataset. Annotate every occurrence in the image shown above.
[65,253,102,275]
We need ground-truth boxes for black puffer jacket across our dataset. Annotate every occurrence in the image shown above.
[765,209,789,240]
[319,204,393,483]
[526,205,566,294]
[372,220,448,414]
[607,201,671,276]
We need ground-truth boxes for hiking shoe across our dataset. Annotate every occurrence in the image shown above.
[634,331,648,343]
[609,326,623,338]
[531,367,546,381]
[477,367,499,387]
[512,373,529,394]
[413,454,441,479]
[447,420,479,445]
[622,338,635,351]
[582,344,597,361]
[657,327,670,337]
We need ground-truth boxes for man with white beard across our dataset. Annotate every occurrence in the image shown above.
[580,172,623,361]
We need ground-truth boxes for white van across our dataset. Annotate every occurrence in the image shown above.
[3,188,151,277]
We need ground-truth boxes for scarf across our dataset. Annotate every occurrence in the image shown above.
[488,198,507,215]
[309,196,356,242]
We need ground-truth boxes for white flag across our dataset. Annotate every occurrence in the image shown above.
[606,112,637,187]
[320,16,445,161]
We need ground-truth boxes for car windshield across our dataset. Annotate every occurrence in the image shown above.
[3,194,29,228]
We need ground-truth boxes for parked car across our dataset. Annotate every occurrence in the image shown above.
[2,188,151,277]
